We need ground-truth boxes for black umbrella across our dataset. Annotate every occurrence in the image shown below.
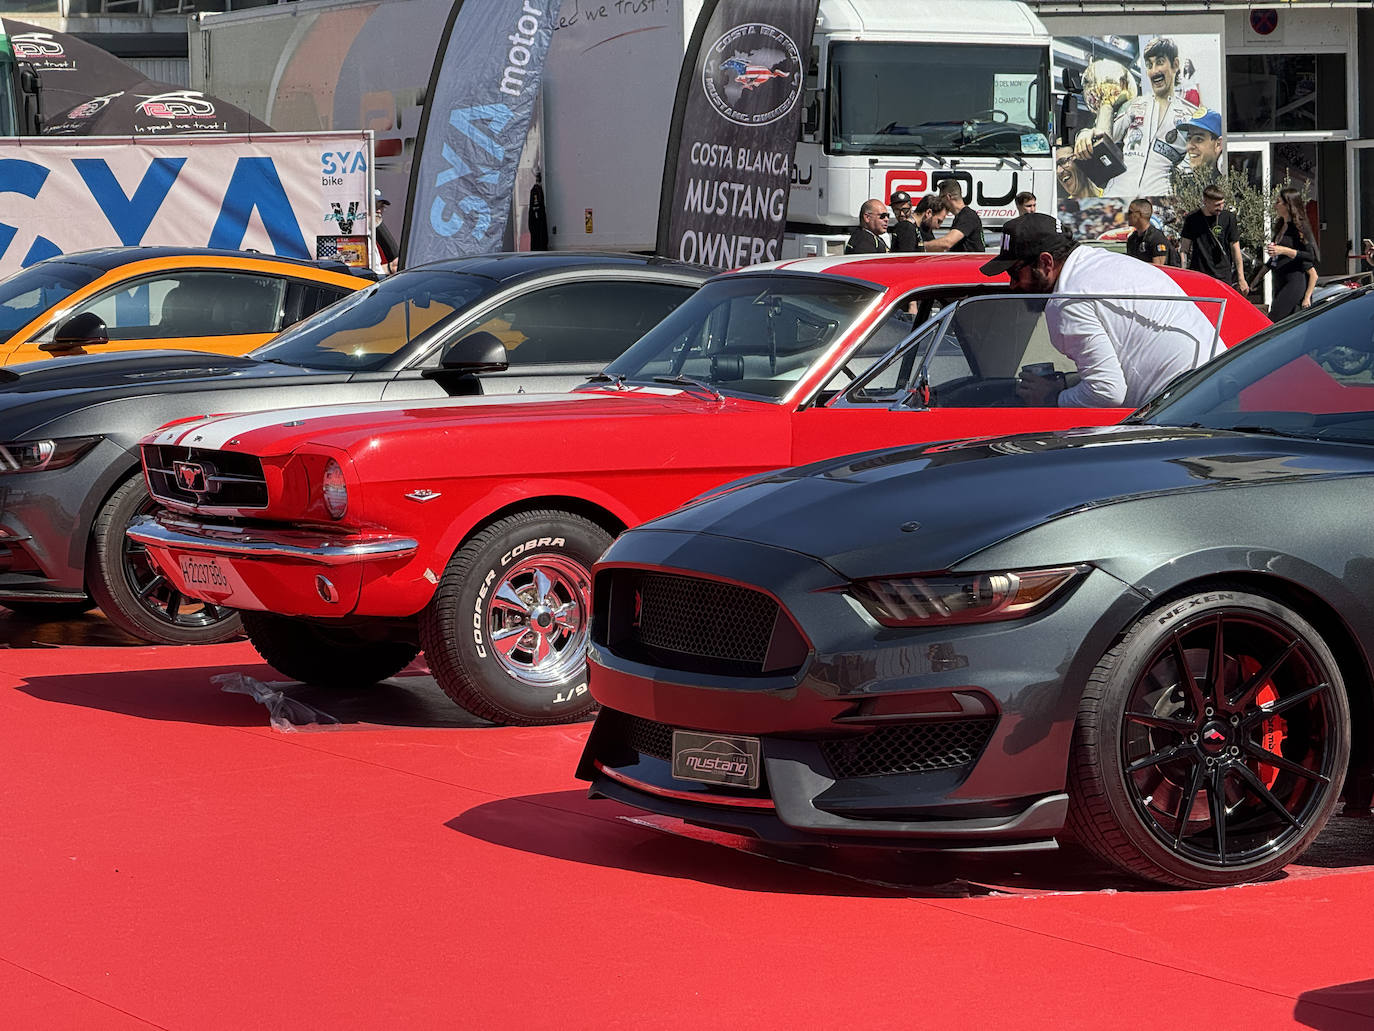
[4,18,144,122]
[42,80,272,137]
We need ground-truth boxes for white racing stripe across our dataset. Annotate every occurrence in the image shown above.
[149,392,610,450]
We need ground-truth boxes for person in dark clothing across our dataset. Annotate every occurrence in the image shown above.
[923,181,984,252]
[844,198,889,254]
[1124,198,1170,265]
[888,190,921,252]
[374,193,398,274]
[1265,186,1318,320]
[1180,184,1249,293]
[914,196,943,244]
[528,171,549,251]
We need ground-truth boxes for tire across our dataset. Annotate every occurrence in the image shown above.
[87,475,243,645]
[1,599,97,619]
[242,611,420,688]
[1067,587,1350,888]
[419,509,610,726]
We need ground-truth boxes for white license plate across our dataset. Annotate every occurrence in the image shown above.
[671,730,761,789]
[178,554,232,593]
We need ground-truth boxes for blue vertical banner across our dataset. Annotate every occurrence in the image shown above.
[658,0,821,269]
[400,0,557,268]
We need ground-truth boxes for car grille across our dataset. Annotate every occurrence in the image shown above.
[626,714,673,761]
[637,573,778,665]
[820,718,997,779]
[596,569,808,677]
[143,444,268,509]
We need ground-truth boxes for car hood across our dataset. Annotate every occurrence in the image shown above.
[641,425,1374,578]
[141,386,719,452]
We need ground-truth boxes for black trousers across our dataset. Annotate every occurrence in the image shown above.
[1269,268,1307,320]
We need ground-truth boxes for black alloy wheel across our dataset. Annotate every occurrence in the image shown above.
[1069,590,1349,888]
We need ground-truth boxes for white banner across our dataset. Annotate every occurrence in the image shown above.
[0,131,375,279]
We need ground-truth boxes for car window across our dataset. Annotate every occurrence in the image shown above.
[463,280,697,366]
[283,281,355,329]
[37,270,288,342]
[0,261,104,335]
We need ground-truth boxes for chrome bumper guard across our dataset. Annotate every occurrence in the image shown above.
[126,514,418,566]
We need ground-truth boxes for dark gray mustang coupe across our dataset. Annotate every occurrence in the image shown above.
[578,287,1374,888]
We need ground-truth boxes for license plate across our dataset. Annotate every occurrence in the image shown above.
[671,730,761,789]
[178,554,231,593]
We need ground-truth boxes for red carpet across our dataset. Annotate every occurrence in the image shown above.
[2,616,1372,1029]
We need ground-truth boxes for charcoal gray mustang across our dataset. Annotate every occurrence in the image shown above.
[578,286,1374,888]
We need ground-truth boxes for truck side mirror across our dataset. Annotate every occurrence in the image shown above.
[803,89,823,136]
[1061,67,1083,93]
[18,62,43,135]
[42,312,109,353]
[422,330,509,378]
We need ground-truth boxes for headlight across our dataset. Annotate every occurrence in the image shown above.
[851,566,1084,628]
[321,458,348,519]
[0,436,101,474]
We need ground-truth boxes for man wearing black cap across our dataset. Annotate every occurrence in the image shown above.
[981,212,1221,408]
[888,190,921,252]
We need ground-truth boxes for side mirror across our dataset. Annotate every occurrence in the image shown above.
[803,89,823,136]
[42,312,109,353]
[1061,67,1083,93]
[18,62,43,135]
[422,330,509,378]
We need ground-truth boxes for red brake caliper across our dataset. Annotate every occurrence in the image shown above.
[1242,657,1288,789]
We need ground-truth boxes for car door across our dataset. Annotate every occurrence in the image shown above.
[380,275,701,400]
[790,292,1132,466]
[15,268,295,363]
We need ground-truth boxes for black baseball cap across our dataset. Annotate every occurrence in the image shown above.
[889,190,912,208]
[980,213,1070,276]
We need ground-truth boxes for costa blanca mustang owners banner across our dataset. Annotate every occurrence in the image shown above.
[401,0,556,267]
[658,0,821,269]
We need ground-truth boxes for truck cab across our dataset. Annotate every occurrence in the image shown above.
[0,20,43,137]
[786,0,1052,257]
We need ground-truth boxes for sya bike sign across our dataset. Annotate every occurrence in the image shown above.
[0,133,372,278]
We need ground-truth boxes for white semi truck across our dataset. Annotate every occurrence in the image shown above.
[192,0,1053,258]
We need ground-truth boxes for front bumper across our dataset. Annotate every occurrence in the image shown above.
[577,527,1145,847]
[127,513,417,616]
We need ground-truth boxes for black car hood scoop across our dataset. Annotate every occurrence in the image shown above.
[645,425,1374,576]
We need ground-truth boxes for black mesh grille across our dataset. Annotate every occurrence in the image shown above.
[626,715,674,761]
[637,573,777,665]
[821,718,997,779]
[143,444,267,509]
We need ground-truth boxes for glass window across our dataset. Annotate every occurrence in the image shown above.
[462,280,697,366]
[283,281,354,329]
[39,270,288,342]
[1227,54,1347,133]
[829,42,1049,157]
[0,261,104,336]
[604,276,877,401]
[254,269,490,371]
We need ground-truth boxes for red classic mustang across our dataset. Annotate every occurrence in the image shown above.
[130,253,1267,725]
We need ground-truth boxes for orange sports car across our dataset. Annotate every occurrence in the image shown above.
[0,247,369,365]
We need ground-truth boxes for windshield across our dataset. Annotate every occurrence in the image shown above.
[1140,290,1374,445]
[0,261,105,335]
[830,42,1049,157]
[601,275,878,401]
[252,269,491,371]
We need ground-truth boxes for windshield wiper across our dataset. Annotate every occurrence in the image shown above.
[1219,424,1317,440]
[652,374,722,400]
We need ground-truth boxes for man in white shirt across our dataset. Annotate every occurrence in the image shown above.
[981,213,1222,408]
[1075,37,1201,198]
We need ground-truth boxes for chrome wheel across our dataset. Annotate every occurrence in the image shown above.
[122,494,235,632]
[1121,608,1342,870]
[483,554,591,688]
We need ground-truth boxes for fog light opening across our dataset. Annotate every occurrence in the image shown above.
[315,575,340,604]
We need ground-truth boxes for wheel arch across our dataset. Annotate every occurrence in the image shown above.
[457,494,629,550]
[68,452,145,579]
[1105,568,1374,806]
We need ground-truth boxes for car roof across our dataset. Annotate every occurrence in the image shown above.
[731,252,1008,290]
[40,247,362,274]
[406,251,715,282]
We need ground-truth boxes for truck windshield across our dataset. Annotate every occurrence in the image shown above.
[829,42,1049,157]
[0,262,105,335]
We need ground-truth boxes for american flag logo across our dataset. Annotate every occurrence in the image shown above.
[721,58,789,90]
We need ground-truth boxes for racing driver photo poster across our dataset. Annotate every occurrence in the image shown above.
[1054,32,1223,247]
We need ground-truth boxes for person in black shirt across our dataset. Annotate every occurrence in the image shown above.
[1265,186,1318,320]
[844,198,889,254]
[915,196,943,244]
[1124,198,1169,265]
[1180,184,1249,293]
[888,190,921,252]
[923,181,985,252]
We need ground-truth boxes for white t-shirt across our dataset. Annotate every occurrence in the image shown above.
[1109,93,1201,196]
[1049,245,1222,408]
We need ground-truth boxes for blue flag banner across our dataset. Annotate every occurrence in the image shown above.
[401,0,556,267]
[657,0,821,268]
